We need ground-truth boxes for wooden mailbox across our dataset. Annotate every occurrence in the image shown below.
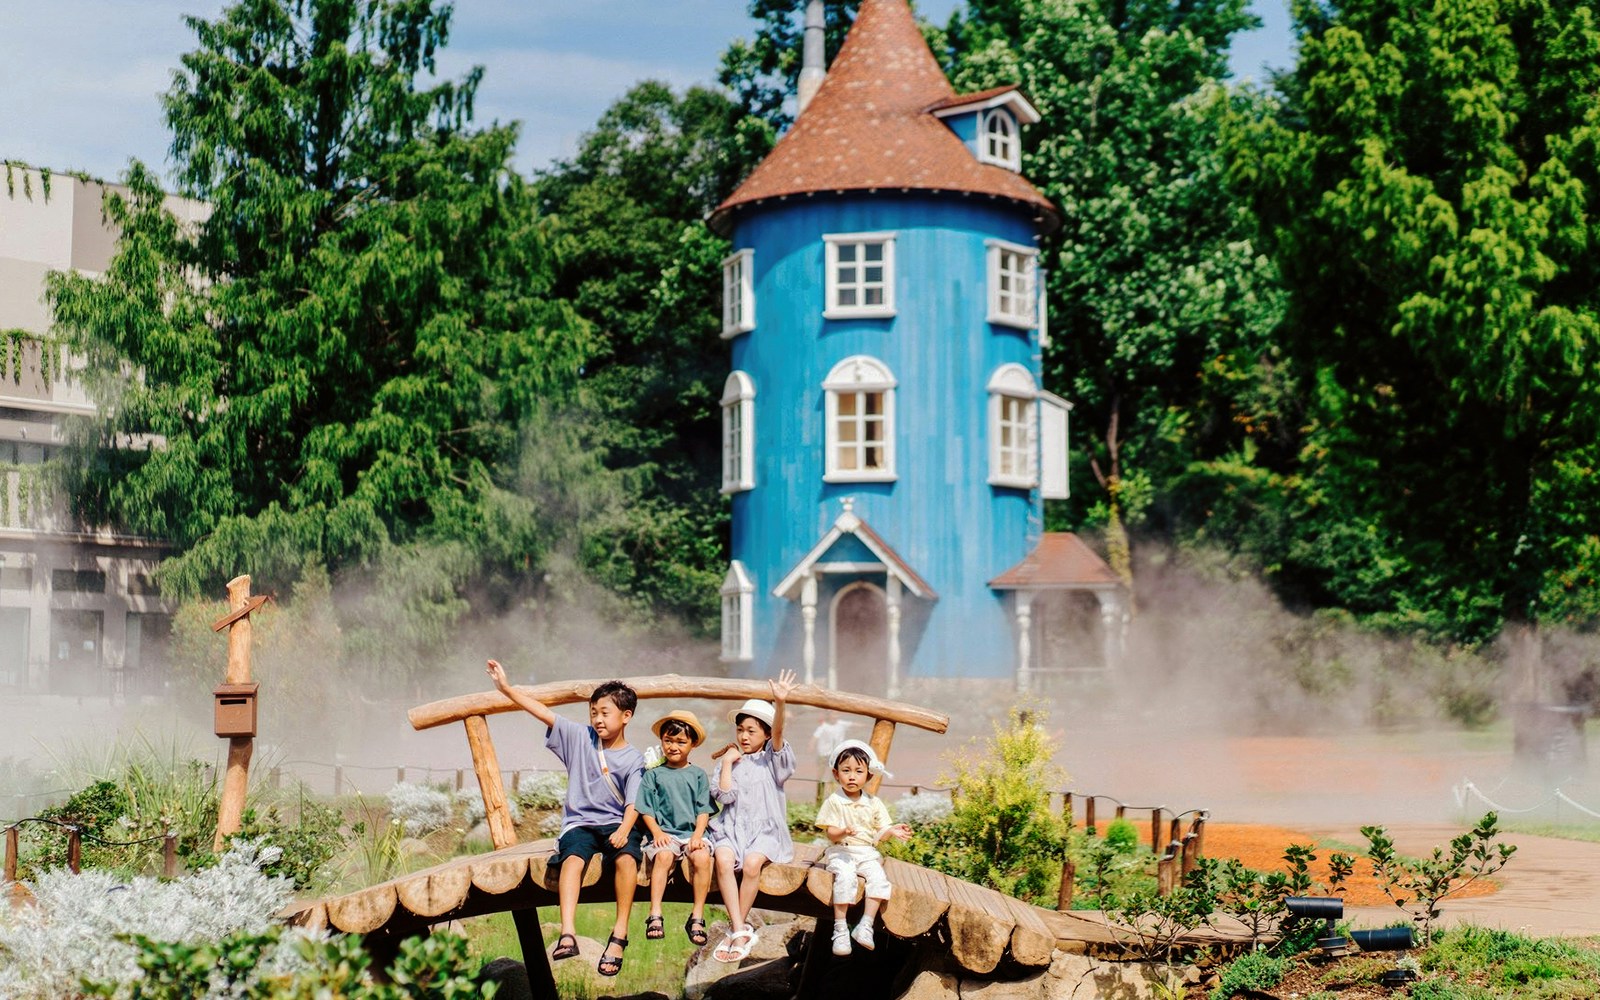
[213,683,259,738]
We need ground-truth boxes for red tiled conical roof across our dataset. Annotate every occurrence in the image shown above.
[708,0,1058,235]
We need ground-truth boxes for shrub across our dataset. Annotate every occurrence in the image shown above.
[0,841,294,998]
[1103,818,1140,853]
[514,772,567,812]
[456,787,521,829]
[892,792,953,826]
[1361,812,1516,946]
[386,782,453,837]
[1210,950,1287,999]
[193,798,348,891]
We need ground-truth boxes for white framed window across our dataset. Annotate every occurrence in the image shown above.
[824,356,896,482]
[722,249,755,337]
[988,363,1038,488]
[720,561,754,662]
[823,232,895,319]
[979,109,1021,170]
[721,371,756,494]
[987,239,1038,328]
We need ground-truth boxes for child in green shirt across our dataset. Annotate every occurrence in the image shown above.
[635,710,716,946]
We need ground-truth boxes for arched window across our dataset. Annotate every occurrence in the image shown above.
[720,561,754,662]
[824,356,896,482]
[721,371,756,493]
[982,109,1020,170]
[987,363,1037,488]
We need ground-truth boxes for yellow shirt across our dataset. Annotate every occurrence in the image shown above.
[815,790,892,848]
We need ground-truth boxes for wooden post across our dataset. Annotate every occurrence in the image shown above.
[1084,796,1097,835]
[163,832,177,878]
[213,575,258,852]
[512,770,521,796]
[512,909,559,1000]
[1192,815,1206,860]
[4,825,16,883]
[67,828,81,873]
[396,766,405,785]
[455,769,465,792]
[1061,792,1073,830]
[1169,816,1181,845]
[1150,808,1163,853]
[464,715,518,849]
[1114,803,1125,821]
[334,767,344,798]
[1181,833,1199,877]
[270,767,282,790]
[1057,857,1075,911]
[1157,854,1174,896]
[865,718,896,796]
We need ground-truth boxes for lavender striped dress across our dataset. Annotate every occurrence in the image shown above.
[707,740,795,867]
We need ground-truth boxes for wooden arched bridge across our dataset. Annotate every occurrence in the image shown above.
[282,677,1220,996]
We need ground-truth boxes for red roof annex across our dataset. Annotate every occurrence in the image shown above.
[708,0,1058,235]
[988,533,1125,591]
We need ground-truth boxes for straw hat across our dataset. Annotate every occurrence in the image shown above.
[651,710,707,747]
[727,698,777,728]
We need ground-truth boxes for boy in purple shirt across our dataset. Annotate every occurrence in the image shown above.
[487,660,645,977]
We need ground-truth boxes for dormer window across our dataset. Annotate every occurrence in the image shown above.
[987,240,1038,328]
[823,233,895,319]
[722,249,755,337]
[981,109,1020,170]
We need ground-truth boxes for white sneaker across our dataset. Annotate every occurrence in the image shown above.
[851,922,875,951]
[831,921,852,956]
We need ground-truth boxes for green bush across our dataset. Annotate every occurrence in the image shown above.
[190,798,348,891]
[1407,980,1495,1000]
[1210,950,1286,999]
[1102,818,1140,853]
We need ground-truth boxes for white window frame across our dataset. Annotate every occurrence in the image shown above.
[979,108,1021,170]
[721,371,756,494]
[722,248,755,338]
[823,355,897,482]
[823,232,896,319]
[987,363,1038,489]
[720,561,754,662]
[987,239,1038,328]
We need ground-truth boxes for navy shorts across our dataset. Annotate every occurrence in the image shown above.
[554,823,643,866]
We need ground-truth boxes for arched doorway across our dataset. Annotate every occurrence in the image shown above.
[830,582,888,696]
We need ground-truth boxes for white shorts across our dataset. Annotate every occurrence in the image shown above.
[822,844,891,905]
[643,835,707,860]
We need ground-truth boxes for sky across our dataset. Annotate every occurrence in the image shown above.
[0,1,1295,185]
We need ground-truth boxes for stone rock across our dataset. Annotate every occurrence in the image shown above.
[537,923,610,991]
[959,976,1046,1000]
[1043,951,1191,1000]
[463,821,491,845]
[397,837,433,858]
[746,916,813,961]
[684,921,743,1000]
[702,957,795,1000]
[897,969,960,1000]
[747,907,801,927]
[478,957,533,1000]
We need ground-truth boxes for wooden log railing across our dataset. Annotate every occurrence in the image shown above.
[1055,797,1209,904]
[409,674,952,854]
[3,820,179,880]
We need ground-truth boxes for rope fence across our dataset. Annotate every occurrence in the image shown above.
[4,817,179,881]
[1455,778,1600,821]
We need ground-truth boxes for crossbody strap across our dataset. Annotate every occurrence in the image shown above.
[594,738,626,806]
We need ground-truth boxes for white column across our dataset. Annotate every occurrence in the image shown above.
[802,573,819,687]
[886,576,902,699]
[1015,591,1034,692]
[1096,591,1126,671]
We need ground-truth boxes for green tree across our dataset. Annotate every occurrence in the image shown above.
[535,81,773,633]
[720,0,864,130]
[47,1,589,631]
[940,0,1283,590]
[1222,0,1600,641]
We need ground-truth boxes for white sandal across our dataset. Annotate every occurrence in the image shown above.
[714,928,754,963]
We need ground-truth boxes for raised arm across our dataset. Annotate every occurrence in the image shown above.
[768,669,797,751]
[485,659,557,728]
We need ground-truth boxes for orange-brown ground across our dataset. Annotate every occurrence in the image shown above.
[1200,822,1499,907]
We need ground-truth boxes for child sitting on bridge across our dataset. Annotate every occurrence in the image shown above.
[635,709,716,947]
[708,669,798,963]
[816,739,913,955]
[486,660,644,978]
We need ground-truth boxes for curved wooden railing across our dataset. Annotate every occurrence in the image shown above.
[410,674,950,852]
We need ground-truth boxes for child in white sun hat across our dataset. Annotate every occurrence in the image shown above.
[707,670,798,963]
[815,738,912,955]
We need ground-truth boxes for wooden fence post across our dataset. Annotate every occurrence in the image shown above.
[1061,792,1073,831]
[1157,853,1174,896]
[1169,816,1181,845]
[1181,833,1199,877]
[270,767,282,790]
[1115,803,1126,821]
[1192,815,1207,860]
[1150,808,1163,853]
[67,828,81,874]
[396,767,406,786]
[4,825,16,883]
[1084,796,1097,835]
[163,833,177,878]
[334,767,344,798]
[1057,857,1075,911]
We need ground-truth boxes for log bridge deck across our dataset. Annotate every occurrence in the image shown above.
[281,676,1246,993]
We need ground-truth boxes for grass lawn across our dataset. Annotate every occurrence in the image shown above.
[461,901,727,1000]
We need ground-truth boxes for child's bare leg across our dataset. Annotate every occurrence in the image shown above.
[649,851,673,916]
[861,896,883,923]
[737,852,769,922]
[714,847,744,932]
[833,901,849,922]
[688,846,712,919]
[611,853,638,943]
[558,855,586,935]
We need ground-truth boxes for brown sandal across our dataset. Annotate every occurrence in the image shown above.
[551,933,580,960]
[685,916,709,946]
[598,934,628,976]
[646,914,665,939]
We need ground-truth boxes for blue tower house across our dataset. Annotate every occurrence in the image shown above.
[708,0,1125,695]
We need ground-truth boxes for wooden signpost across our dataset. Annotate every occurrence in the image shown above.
[212,575,266,851]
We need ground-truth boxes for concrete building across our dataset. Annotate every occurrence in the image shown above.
[709,0,1128,695]
[0,165,200,696]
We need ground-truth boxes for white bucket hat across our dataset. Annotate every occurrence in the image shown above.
[727,698,777,728]
[829,738,892,778]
